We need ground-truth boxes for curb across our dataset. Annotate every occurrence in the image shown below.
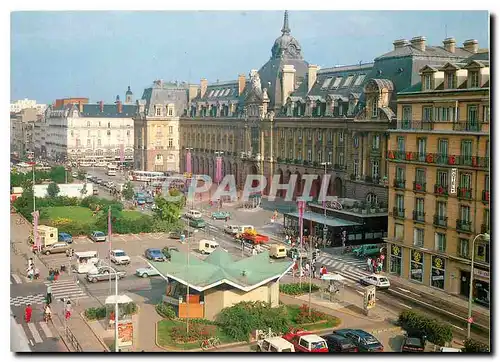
[370,326,402,335]
[79,312,111,352]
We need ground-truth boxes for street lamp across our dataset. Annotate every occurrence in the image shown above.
[100,263,120,352]
[320,162,332,243]
[215,151,224,211]
[186,228,199,335]
[467,232,490,338]
[185,148,194,210]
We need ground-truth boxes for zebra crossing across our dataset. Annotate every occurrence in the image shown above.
[43,279,89,302]
[315,253,372,286]
[15,320,56,346]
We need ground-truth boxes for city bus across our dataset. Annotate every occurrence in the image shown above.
[129,170,166,182]
[107,164,117,176]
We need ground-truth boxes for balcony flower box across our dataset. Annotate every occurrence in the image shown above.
[415,183,422,191]
[448,155,456,165]
[405,152,413,161]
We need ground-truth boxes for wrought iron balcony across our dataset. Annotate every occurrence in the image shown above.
[456,219,473,233]
[457,187,473,200]
[392,207,405,219]
[452,121,483,132]
[412,210,426,223]
[413,181,426,193]
[393,179,405,189]
[481,224,490,234]
[434,184,449,197]
[397,120,434,130]
[482,190,490,203]
[387,151,489,169]
[433,215,448,228]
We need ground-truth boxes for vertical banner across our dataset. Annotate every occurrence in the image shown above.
[120,143,125,163]
[117,321,134,347]
[186,150,192,175]
[32,210,41,251]
[216,156,223,184]
[298,200,305,248]
[450,168,458,195]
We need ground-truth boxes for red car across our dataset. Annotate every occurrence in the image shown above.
[283,330,328,353]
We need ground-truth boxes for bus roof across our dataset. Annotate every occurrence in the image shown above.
[75,251,98,258]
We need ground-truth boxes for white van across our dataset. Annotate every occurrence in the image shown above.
[269,244,287,259]
[257,337,295,352]
[199,239,219,254]
[224,225,240,235]
[185,210,203,219]
[73,251,99,274]
[237,225,255,234]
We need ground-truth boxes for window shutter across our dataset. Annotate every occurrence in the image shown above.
[434,233,439,250]
[414,229,419,245]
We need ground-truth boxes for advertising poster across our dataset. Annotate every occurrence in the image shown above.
[117,321,134,347]
[363,285,376,311]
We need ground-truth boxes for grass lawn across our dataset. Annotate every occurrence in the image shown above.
[285,305,341,331]
[121,210,144,221]
[156,319,236,350]
[43,206,94,223]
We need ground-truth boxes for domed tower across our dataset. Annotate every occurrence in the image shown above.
[257,11,308,111]
[125,86,133,104]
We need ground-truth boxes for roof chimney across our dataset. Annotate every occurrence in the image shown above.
[99,101,104,112]
[78,101,83,113]
[463,39,479,54]
[393,39,410,50]
[200,78,208,98]
[116,98,123,113]
[410,36,427,52]
[238,74,246,96]
[307,65,320,92]
[443,37,456,53]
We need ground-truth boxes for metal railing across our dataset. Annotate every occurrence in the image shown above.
[394,120,487,132]
[413,181,426,192]
[412,211,426,223]
[433,215,448,228]
[65,326,84,352]
[456,219,472,233]
[387,151,489,169]
[393,179,405,189]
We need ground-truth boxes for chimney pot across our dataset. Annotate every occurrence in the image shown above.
[443,37,456,53]
[463,39,479,54]
[99,101,104,112]
[200,78,208,98]
[393,39,409,50]
[410,36,427,52]
[238,74,246,96]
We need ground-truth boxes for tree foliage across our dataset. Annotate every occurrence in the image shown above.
[154,195,182,224]
[463,338,490,353]
[122,181,135,201]
[49,166,72,184]
[77,169,86,181]
[398,310,453,346]
[46,182,60,198]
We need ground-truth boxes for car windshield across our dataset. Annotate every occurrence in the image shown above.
[95,232,105,236]
[311,341,327,350]
[379,278,389,283]
[150,249,162,255]
[406,338,423,347]
[114,252,126,257]
[364,337,380,345]
[282,348,292,352]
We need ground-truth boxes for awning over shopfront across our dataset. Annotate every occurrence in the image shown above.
[285,211,362,228]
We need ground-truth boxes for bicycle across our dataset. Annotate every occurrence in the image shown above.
[200,336,221,350]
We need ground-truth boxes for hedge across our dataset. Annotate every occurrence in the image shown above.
[85,302,138,321]
[155,302,176,319]
[398,310,453,346]
[463,338,490,353]
[279,283,320,296]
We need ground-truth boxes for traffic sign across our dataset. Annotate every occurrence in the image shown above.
[467,317,474,324]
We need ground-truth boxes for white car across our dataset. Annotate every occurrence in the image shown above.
[110,249,131,265]
[184,209,202,219]
[224,225,240,235]
[359,274,390,289]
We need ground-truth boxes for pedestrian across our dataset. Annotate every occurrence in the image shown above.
[54,269,60,281]
[24,304,32,323]
[27,266,34,281]
[372,259,377,273]
[28,258,34,269]
[46,283,53,304]
[366,257,372,272]
[34,267,40,280]
[321,265,327,277]
[312,264,317,279]
[305,261,310,276]
[65,300,72,321]
[252,246,257,256]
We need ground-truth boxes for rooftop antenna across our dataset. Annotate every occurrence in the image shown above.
[445,24,448,38]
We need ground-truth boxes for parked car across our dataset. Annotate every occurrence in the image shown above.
[257,337,295,352]
[332,329,384,352]
[282,330,328,352]
[323,334,359,352]
[359,274,390,289]
[135,266,160,278]
[224,225,240,235]
[401,330,426,352]
[87,266,126,283]
[41,242,71,256]
[161,246,180,260]
[353,244,382,258]
[110,249,131,265]
[211,211,231,220]
[90,231,107,242]
[287,247,308,259]
[137,198,146,205]
[146,196,154,204]
[168,230,193,239]
[58,232,73,244]
[189,218,206,228]
[184,209,203,219]
[71,172,78,178]
[145,248,167,262]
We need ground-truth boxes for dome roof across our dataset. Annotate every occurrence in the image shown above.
[271,11,303,60]
[126,86,133,95]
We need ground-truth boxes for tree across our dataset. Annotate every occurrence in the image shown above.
[77,170,86,181]
[154,195,181,225]
[463,338,489,353]
[122,181,135,201]
[49,166,72,184]
[46,182,60,198]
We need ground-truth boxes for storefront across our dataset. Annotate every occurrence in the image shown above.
[389,244,402,276]
[430,255,446,290]
[460,267,490,307]
[409,250,424,283]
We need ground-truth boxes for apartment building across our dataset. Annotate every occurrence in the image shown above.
[10,108,39,158]
[386,54,490,305]
[11,98,47,115]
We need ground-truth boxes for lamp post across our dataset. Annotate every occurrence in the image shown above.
[320,162,331,245]
[186,148,194,210]
[101,263,119,352]
[215,151,224,212]
[467,232,490,338]
[186,228,199,335]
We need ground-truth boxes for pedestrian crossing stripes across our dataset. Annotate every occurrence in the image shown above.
[11,273,24,284]
[10,294,47,307]
[314,254,373,286]
[18,321,54,345]
[315,254,368,271]
[44,279,89,302]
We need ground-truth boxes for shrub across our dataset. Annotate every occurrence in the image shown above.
[121,302,138,316]
[85,307,107,320]
[398,310,453,346]
[463,338,490,353]
[294,304,328,324]
[169,323,215,343]
[215,301,291,342]
[279,283,320,296]
[155,302,176,319]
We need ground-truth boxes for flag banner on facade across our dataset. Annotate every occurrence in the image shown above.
[216,156,223,184]
[120,143,125,162]
[186,151,192,175]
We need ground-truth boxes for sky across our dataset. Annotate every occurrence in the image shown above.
[10,10,489,104]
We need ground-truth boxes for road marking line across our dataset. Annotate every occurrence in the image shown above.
[448,323,464,331]
[397,287,421,297]
[398,302,413,309]
[12,274,23,284]
[39,322,53,338]
[133,234,141,240]
[356,290,363,295]
[29,340,34,346]
[27,323,43,343]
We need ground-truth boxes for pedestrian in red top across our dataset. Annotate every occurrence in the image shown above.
[25,304,32,323]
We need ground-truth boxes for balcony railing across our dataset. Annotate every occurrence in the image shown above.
[453,121,483,132]
[392,207,405,219]
[481,224,490,234]
[456,245,470,259]
[412,210,426,223]
[456,219,472,233]
[387,151,489,169]
[482,190,490,203]
[457,187,473,200]
[397,120,434,130]
[433,215,448,228]
[393,179,405,189]
[413,181,426,192]
[434,184,449,197]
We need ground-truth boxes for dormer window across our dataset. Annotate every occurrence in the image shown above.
[155,106,162,116]
[108,122,111,128]
[446,72,456,89]
[423,74,432,90]
[330,77,342,89]
[342,75,354,87]
[371,97,379,117]
[469,71,479,88]
[87,121,91,127]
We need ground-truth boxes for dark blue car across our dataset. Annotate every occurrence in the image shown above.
[332,329,384,352]
[58,232,73,244]
[145,248,166,262]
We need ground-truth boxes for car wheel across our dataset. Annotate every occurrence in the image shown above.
[142,273,148,278]
[104,270,109,274]
[45,251,50,255]
[92,277,98,283]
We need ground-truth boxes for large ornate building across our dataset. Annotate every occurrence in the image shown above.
[386,54,490,301]
[179,11,483,206]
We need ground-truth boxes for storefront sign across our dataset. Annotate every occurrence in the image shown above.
[391,245,401,257]
[117,321,134,347]
[363,285,376,311]
[450,168,457,194]
[474,268,490,279]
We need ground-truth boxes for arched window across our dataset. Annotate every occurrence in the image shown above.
[371,96,379,117]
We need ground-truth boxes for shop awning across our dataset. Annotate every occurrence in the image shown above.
[285,211,362,228]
